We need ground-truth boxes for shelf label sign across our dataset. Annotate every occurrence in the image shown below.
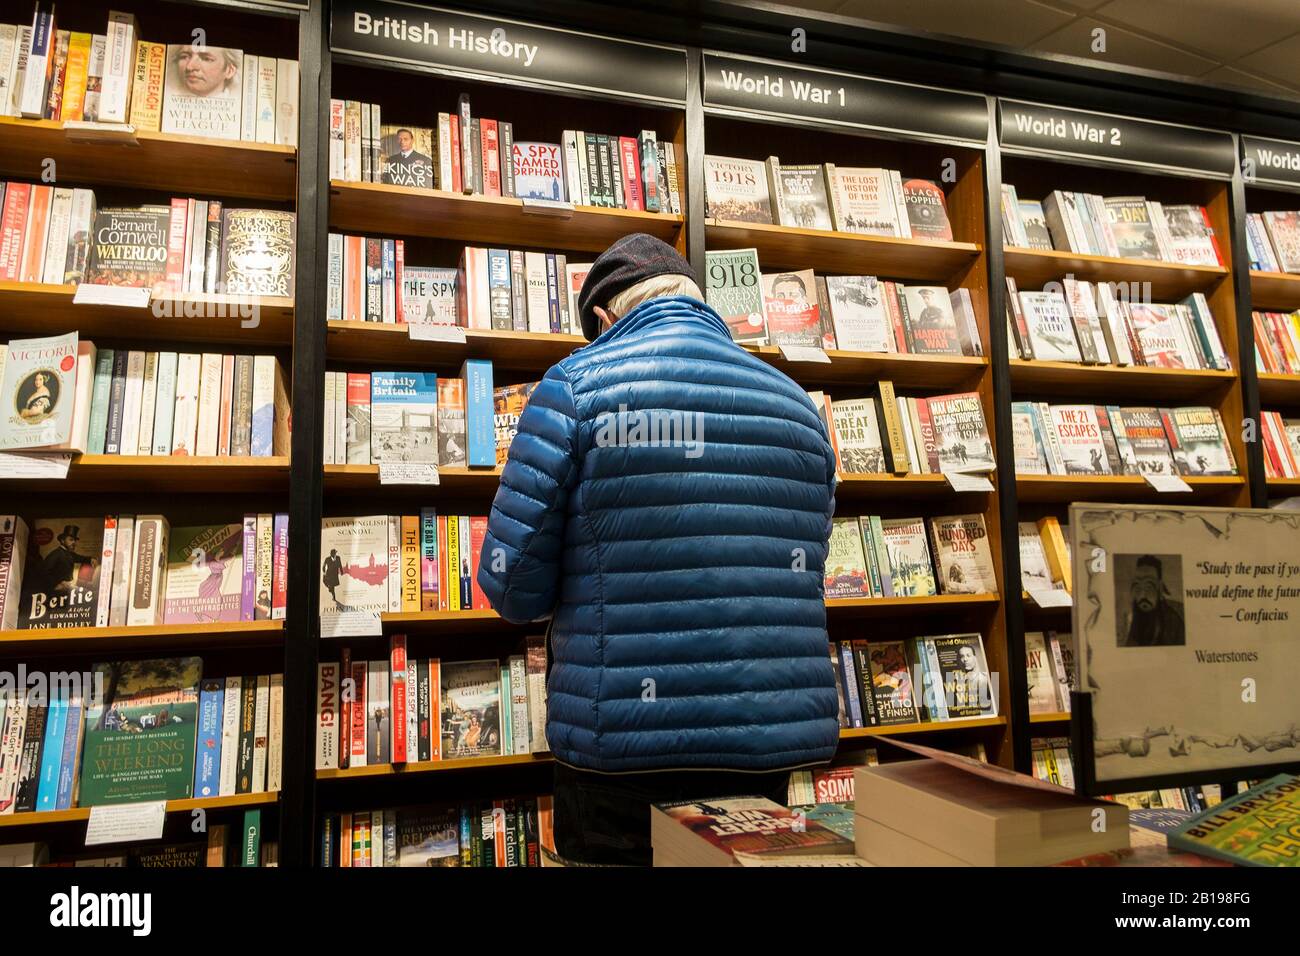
[703,52,988,145]
[331,0,687,104]
[998,100,1235,177]
[1242,136,1300,189]
[86,801,167,846]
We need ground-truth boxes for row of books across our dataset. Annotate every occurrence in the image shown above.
[0,10,297,144]
[830,632,998,730]
[1000,186,1222,266]
[1252,308,1300,375]
[706,249,983,354]
[1024,630,1075,715]
[1006,279,1229,370]
[327,237,590,337]
[1259,411,1300,479]
[0,514,289,630]
[1244,210,1300,273]
[815,385,996,476]
[1018,517,1072,595]
[319,796,551,867]
[3,812,276,866]
[329,95,681,213]
[317,513,488,633]
[0,658,281,815]
[314,637,547,770]
[826,513,997,600]
[324,364,530,469]
[1012,402,1239,477]
[0,334,289,457]
[0,182,297,295]
[704,155,953,240]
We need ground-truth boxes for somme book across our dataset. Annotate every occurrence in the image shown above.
[651,796,854,866]
[163,524,244,624]
[17,517,104,629]
[79,657,202,806]
[319,515,390,629]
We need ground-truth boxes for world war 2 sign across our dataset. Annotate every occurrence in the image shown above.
[1071,503,1300,788]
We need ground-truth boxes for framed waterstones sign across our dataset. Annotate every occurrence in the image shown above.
[1242,136,1300,191]
[1069,504,1300,795]
[998,99,1235,178]
[702,52,988,146]
[330,0,688,105]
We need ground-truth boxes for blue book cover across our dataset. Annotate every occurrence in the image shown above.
[54,695,83,810]
[36,690,68,812]
[370,371,438,463]
[86,347,114,455]
[461,359,495,468]
[193,678,225,798]
[838,643,863,728]
[486,248,512,331]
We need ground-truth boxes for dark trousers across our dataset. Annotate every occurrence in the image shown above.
[552,761,791,866]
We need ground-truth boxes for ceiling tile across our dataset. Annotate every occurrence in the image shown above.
[1093,0,1300,62]
[832,0,1074,47]
[1198,65,1298,97]
[1241,32,1300,87]
[1030,17,1219,77]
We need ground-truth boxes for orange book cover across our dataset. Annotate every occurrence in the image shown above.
[19,186,53,284]
[344,235,363,322]
[400,514,420,612]
[127,40,165,131]
[426,658,441,760]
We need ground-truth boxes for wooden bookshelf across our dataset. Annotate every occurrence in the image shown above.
[1009,359,1235,401]
[330,181,684,252]
[1249,270,1300,312]
[1257,373,1300,406]
[0,791,279,830]
[0,621,284,656]
[0,282,294,347]
[1030,712,1072,724]
[839,715,1008,740]
[324,463,502,493]
[705,218,980,281]
[1016,474,1246,503]
[318,752,552,780]
[834,472,989,502]
[0,117,298,202]
[826,594,1000,616]
[751,347,986,390]
[1003,246,1227,299]
[1265,478,1300,497]
[0,456,291,493]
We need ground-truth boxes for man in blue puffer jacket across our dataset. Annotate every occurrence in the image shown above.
[478,234,839,865]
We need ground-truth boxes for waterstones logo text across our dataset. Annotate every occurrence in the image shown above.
[593,404,705,459]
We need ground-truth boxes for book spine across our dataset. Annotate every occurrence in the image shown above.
[420,507,438,611]
[576,131,592,205]
[136,351,158,456]
[251,675,270,791]
[240,515,257,621]
[545,253,560,334]
[85,347,114,455]
[274,58,298,147]
[35,691,66,812]
[254,513,272,620]
[220,677,242,791]
[203,202,221,294]
[18,7,52,119]
[837,642,863,728]
[235,678,257,793]
[40,187,72,285]
[255,56,276,143]
[400,514,420,611]
[194,682,224,798]
[387,514,401,612]
[463,360,495,467]
[240,54,259,142]
[126,515,167,625]
[271,513,288,620]
[328,97,344,178]
[127,40,163,131]
[229,354,253,456]
[499,120,514,198]
[99,11,135,123]
[349,660,367,767]
[390,636,408,764]
[381,239,396,323]
[194,352,222,457]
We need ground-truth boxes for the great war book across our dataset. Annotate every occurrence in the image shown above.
[767,159,832,230]
[829,398,886,473]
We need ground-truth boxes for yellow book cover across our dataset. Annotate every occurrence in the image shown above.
[60,33,93,122]
[127,41,165,131]
[446,515,461,612]
[400,514,420,612]
[1037,515,1072,593]
[1169,775,1300,866]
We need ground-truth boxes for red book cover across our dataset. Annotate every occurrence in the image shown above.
[654,798,848,857]
[470,516,489,610]
[1159,409,1182,460]
[812,767,855,804]
[1200,206,1224,266]
[339,646,352,770]
[1260,414,1285,478]
[394,239,404,321]
[390,634,408,764]
[480,118,501,197]
[272,515,289,618]
[344,235,363,323]
[0,183,32,280]
[914,398,939,472]
[449,114,462,193]
[618,136,643,211]
[217,354,234,455]
[884,281,909,353]
[437,515,448,612]
[427,659,441,760]
[350,660,367,766]
[165,198,188,293]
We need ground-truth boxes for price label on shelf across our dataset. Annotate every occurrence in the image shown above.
[1027,588,1073,608]
[778,345,830,364]
[0,451,72,479]
[944,472,995,493]
[62,120,138,145]
[85,801,167,846]
[407,324,466,344]
[320,611,383,638]
[379,463,440,485]
[73,284,150,308]
[1143,474,1192,493]
[521,198,575,217]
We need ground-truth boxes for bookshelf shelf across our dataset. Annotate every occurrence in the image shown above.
[0,620,284,656]
[0,283,294,348]
[1008,359,1236,401]
[753,347,986,390]
[323,463,503,493]
[1015,474,1245,503]
[1003,246,1227,299]
[1265,478,1300,496]
[0,792,279,830]
[834,472,986,501]
[329,181,684,251]
[318,752,553,780]
[826,594,1000,615]
[1030,712,1072,724]
[1249,270,1300,312]
[0,456,292,493]
[0,117,297,202]
[1257,373,1300,406]
[706,218,980,281]
[325,320,584,370]
[840,715,1008,740]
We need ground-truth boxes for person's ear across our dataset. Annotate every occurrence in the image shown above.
[594,305,616,332]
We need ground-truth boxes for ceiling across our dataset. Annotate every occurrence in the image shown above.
[779,0,1300,99]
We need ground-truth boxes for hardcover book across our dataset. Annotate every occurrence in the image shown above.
[1105,197,1162,260]
[0,332,78,450]
[825,275,892,353]
[379,125,435,189]
[220,209,295,297]
[768,161,832,230]
[704,248,766,345]
[401,267,458,326]
[1163,406,1236,476]
[79,657,202,806]
[370,371,438,464]
[704,155,772,223]
[900,285,961,354]
[163,523,244,624]
[1019,291,1083,363]
[1115,406,1177,475]
[761,268,822,348]
[1049,404,1113,475]
[929,514,998,595]
[926,392,995,473]
[85,206,170,290]
[931,633,997,718]
[160,44,243,141]
[440,659,502,759]
[826,165,904,236]
[867,641,919,725]
[17,517,103,629]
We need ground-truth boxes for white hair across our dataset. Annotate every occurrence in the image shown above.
[607,273,703,318]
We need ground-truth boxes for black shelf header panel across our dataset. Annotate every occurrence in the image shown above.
[1242,135,1300,192]
[330,0,688,105]
[702,51,988,147]
[998,98,1235,178]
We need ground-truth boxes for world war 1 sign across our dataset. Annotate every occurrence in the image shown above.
[1070,504,1300,791]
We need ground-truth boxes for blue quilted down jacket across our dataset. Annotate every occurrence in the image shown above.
[477,294,840,773]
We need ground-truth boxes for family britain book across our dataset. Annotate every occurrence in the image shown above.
[370,372,438,464]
